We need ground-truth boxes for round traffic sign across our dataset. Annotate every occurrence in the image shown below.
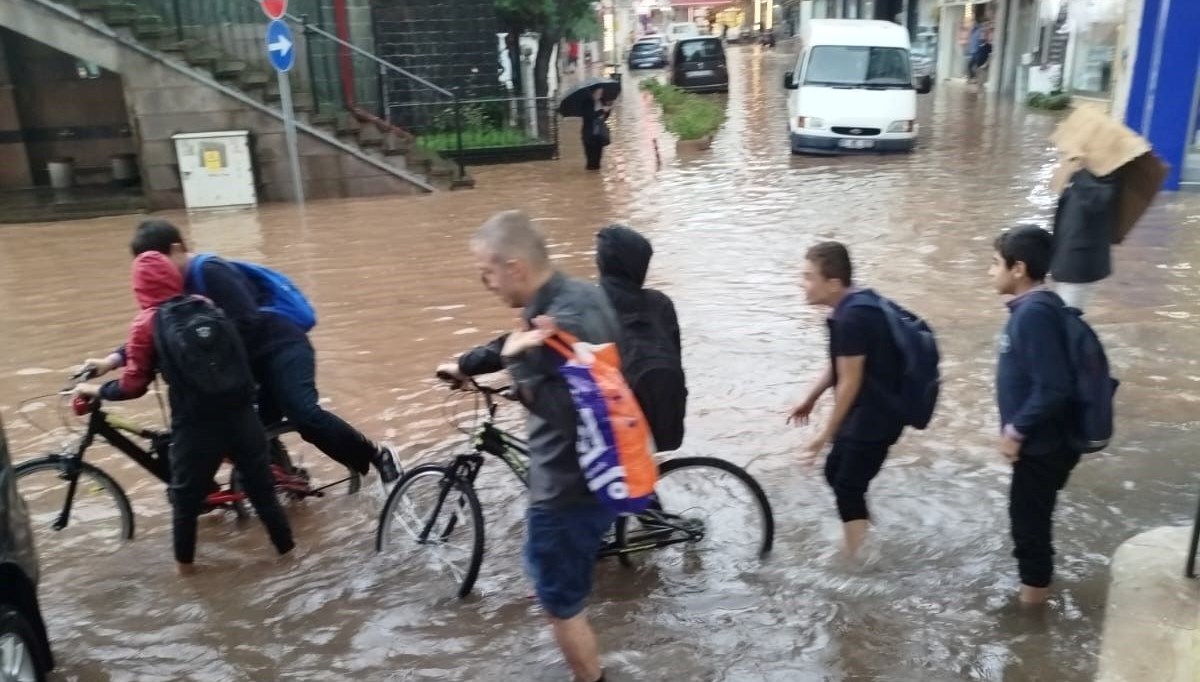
[260,0,287,20]
[266,20,295,73]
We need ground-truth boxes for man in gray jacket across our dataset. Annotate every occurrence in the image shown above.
[438,210,620,682]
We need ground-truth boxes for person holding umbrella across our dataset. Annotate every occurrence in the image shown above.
[559,78,620,171]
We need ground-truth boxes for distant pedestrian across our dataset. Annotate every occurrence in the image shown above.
[968,25,992,82]
[1050,169,1118,312]
[580,86,612,171]
[789,242,907,559]
[990,226,1081,606]
[568,41,580,73]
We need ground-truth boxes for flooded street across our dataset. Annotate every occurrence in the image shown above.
[2,46,1200,681]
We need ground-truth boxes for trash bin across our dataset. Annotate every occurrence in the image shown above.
[111,153,138,186]
[47,158,75,190]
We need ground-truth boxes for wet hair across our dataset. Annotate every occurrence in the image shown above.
[131,219,186,257]
[805,241,853,287]
[472,210,550,270]
[994,225,1052,282]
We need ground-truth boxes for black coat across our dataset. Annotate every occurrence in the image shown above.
[1050,169,1118,284]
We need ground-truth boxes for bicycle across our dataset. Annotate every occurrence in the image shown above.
[13,369,361,554]
[375,373,775,598]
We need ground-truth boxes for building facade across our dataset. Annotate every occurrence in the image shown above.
[1123,0,1200,190]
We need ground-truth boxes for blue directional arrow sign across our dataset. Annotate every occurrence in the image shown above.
[266,20,295,73]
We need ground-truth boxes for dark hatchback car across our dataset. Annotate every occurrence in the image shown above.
[670,37,729,93]
[628,41,667,69]
[0,416,54,681]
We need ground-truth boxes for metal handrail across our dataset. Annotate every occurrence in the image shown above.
[284,13,455,99]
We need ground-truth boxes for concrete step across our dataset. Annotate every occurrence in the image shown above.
[184,47,221,71]
[214,60,247,81]
[102,2,138,26]
[132,14,166,40]
[357,124,384,148]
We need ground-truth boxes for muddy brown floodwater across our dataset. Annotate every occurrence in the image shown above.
[2,46,1199,682]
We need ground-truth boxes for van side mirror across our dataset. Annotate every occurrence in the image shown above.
[916,75,933,94]
[784,72,797,90]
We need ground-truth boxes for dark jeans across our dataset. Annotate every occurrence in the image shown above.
[170,409,293,564]
[583,139,604,170]
[1009,451,1081,588]
[824,439,892,522]
[256,340,375,475]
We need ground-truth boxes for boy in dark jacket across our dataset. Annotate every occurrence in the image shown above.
[990,225,1081,605]
[74,252,293,575]
[595,225,687,451]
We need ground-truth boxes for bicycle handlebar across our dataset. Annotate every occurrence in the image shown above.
[435,371,514,401]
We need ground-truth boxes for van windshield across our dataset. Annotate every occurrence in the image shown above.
[678,40,724,63]
[804,45,912,88]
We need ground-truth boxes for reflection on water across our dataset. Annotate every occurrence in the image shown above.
[1,46,1199,681]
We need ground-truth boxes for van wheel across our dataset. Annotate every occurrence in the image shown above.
[0,605,47,682]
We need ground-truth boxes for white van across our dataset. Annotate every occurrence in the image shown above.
[784,20,931,154]
[666,22,700,44]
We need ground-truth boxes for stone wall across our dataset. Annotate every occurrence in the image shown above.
[0,0,428,207]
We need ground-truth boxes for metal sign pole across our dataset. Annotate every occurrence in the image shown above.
[277,72,305,205]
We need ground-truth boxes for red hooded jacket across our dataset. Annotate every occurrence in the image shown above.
[101,252,184,401]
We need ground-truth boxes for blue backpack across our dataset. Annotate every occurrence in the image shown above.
[843,289,941,430]
[187,254,317,332]
[1035,292,1119,454]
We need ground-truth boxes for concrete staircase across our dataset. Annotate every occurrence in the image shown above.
[0,0,470,209]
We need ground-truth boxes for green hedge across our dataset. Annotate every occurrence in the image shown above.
[1027,91,1072,111]
[640,79,726,141]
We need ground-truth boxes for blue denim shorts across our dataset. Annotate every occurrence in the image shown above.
[524,503,616,620]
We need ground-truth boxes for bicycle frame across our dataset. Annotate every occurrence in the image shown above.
[46,407,169,532]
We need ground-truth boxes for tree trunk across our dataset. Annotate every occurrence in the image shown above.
[534,30,560,99]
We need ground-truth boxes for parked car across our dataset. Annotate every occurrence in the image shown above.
[784,19,931,154]
[0,416,54,681]
[670,37,729,93]
[629,40,668,69]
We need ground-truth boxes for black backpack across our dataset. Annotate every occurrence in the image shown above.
[619,309,687,452]
[153,296,256,405]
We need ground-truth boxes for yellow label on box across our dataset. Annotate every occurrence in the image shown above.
[202,150,223,172]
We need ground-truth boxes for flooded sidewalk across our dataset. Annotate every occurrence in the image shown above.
[2,45,1200,681]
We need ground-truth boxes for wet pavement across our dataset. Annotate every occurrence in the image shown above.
[2,45,1200,681]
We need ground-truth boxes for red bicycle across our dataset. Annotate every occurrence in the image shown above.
[13,369,360,553]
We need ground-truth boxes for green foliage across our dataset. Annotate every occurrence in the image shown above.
[1026,90,1072,111]
[417,127,537,152]
[640,78,726,141]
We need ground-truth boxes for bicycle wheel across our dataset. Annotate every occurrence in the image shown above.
[376,464,485,599]
[14,456,135,560]
[614,456,774,570]
[266,424,362,496]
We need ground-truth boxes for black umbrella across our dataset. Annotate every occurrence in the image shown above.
[558,78,622,118]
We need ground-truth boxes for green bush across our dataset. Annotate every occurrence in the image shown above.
[1027,90,1071,111]
[640,78,726,141]
[417,127,536,152]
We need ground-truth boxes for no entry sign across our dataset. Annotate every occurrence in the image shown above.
[260,0,287,20]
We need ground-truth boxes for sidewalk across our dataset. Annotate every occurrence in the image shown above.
[1097,526,1200,682]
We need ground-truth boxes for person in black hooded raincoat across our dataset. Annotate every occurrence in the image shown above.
[595,225,688,451]
[1050,168,1118,312]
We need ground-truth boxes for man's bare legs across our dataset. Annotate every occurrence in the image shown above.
[551,613,604,682]
[843,519,869,559]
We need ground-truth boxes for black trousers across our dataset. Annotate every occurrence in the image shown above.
[256,339,375,475]
[583,139,604,170]
[170,408,293,564]
[1009,451,1081,588]
[824,439,891,522]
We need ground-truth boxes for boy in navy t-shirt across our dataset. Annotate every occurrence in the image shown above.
[790,242,904,559]
[990,225,1080,605]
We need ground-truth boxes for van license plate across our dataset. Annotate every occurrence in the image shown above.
[688,70,714,77]
[838,139,875,149]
